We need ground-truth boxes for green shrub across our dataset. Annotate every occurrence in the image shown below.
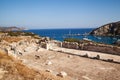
[64,38,80,43]
[6,31,36,37]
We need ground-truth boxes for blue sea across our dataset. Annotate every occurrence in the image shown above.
[24,28,118,45]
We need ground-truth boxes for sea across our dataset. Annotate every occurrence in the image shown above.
[24,28,118,45]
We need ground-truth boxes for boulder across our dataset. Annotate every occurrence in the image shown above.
[68,55,73,58]
[45,69,52,72]
[46,61,52,65]
[57,71,67,78]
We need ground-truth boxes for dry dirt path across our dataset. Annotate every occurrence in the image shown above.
[19,48,120,80]
[50,47,120,62]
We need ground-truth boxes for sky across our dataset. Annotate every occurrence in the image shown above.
[0,0,120,29]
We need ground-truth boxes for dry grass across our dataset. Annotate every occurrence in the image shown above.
[0,37,22,43]
[0,51,67,80]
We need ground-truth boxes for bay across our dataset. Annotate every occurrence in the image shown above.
[24,28,118,45]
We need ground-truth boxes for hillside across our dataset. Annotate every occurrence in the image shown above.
[90,21,120,36]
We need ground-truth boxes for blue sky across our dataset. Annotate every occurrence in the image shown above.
[0,0,120,29]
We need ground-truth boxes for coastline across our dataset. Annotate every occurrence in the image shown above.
[24,28,118,45]
[0,31,120,80]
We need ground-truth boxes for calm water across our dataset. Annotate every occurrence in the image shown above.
[24,28,118,45]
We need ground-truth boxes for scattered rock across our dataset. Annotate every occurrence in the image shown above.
[46,69,52,72]
[82,76,92,80]
[57,71,67,78]
[18,52,22,55]
[96,54,100,59]
[35,55,40,59]
[68,55,73,58]
[82,53,88,58]
[107,59,114,62]
[36,47,41,52]
[46,61,52,65]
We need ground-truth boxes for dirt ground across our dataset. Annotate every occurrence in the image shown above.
[0,50,68,80]
[19,48,120,80]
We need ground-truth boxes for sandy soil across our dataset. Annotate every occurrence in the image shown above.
[19,48,120,80]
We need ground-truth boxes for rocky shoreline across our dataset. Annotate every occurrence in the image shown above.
[89,21,120,46]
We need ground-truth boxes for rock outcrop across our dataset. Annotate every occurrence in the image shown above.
[57,71,67,78]
[90,21,120,36]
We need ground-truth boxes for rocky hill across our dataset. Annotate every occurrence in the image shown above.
[90,21,120,36]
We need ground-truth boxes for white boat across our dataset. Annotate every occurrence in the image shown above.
[83,38,92,41]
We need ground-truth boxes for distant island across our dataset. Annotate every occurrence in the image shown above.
[0,26,25,31]
[90,21,120,36]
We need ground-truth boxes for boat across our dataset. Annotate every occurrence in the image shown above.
[83,38,92,41]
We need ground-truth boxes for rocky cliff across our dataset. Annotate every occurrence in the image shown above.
[90,21,120,36]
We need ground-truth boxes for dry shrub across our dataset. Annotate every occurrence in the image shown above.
[0,37,22,43]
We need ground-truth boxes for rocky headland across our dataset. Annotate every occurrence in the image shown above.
[90,21,120,36]
[90,21,120,46]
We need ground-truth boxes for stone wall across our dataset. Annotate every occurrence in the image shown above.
[62,42,79,49]
[59,41,120,55]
